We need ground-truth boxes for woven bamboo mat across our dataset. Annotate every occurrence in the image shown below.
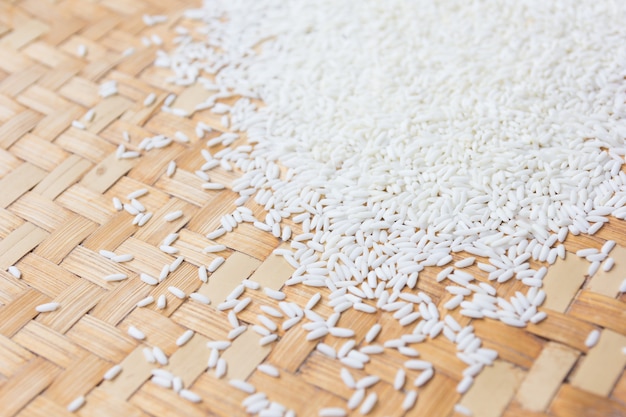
[1,1,626,416]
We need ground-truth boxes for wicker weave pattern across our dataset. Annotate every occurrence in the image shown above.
[1,1,626,416]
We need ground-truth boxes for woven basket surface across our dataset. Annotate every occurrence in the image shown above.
[0,1,626,416]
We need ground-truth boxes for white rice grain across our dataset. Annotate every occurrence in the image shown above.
[7,266,21,278]
[176,330,194,346]
[257,363,280,377]
[179,389,202,403]
[208,257,225,272]
[168,286,186,299]
[67,396,86,413]
[128,325,145,340]
[359,393,377,415]
[585,329,601,348]
[103,364,122,381]
[35,302,60,313]
[229,379,256,394]
[319,408,347,417]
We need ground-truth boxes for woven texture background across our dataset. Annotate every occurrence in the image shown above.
[1,0,626,416]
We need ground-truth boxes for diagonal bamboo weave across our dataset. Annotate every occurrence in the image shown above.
[0,1,626,416]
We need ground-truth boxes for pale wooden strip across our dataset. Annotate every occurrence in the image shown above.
[550,384,626,417]
[0,45,33,73]
[80,13,123,41]
[570,329,626,397]
[23,41,78,70]
[34,215,98,264]
[42,14,86,44]
[19,254,78,297]
[14,391,74,417]
[13,320,85,368]
[57,76,99,108]
[515,342,579,412]
[66,315,136,363]
[191,373,258,417]
[9,133,69,171]
[60,245,134,290]
[527,309,596,352]
[0,269,28,304]
[216,222,279,261]
[249,246,295,290]
[78,387,147,417]
[220,329,272,381]
[122,307,186,353]
[56,184,114,225]
[86,95,133,134]
[100,346,152,401]
[44,353,110,405]
[169,138,207,171]
[16,84,71,115]
[165,332,211,387]
[127,141,184,185]
[154,169,216,207]
[132,198,195,247]
[569,291,626,335]
[0,109,42,149]
[115,43,159,77]
[32,154,92,199]
[412,373,459,417]
[61,35,108,62]
[172,229,223,268]
[0,333,34,378]
[0,222,49,270]
[0,162,47,208]
[0,63,46,97]
[613,370,626,410]
[196,251,261,305]
[383,331,467,381]
[106,69,160,102]
[0,91,27,120]
[587,245,626,297]
[459,360,524,417]
[9,192,73,232]
[115,236,178,278]
[32,105,84,141]
[106,176,170,209]
[0,19,48,49]
[473,313,544,369]
[0,358,59,417]
[99,119,153,150]
[82,211,137,251]
[81,59,123,88]
[80,152,138,194]
[299,352,357,401]
[542,255,588,313]
[249,369,357,417]
[37,279,105,333]
[502,403,552,417]
[53,127,116,164]
[201,164,240,190]
[187,190,239,235]
[266,325,316,373]
[171,84,213,116]
[0,147,22,179]
[90,278,150,326]
[130,380,208,417]
[170,302,232,341]
[38,58,83,90]
[143,263,202,318]
[0,209,24,241]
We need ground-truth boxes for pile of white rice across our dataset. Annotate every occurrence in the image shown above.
[147,0,626,414]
